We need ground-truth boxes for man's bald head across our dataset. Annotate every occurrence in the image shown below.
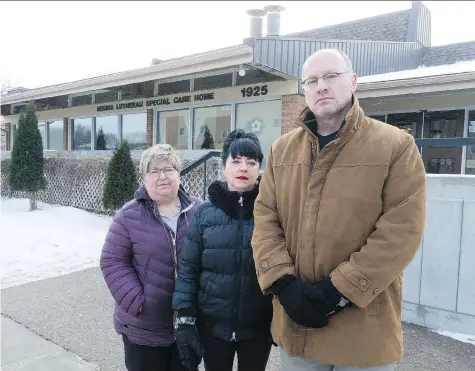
[300,49,357,121]
[302,49,353,81]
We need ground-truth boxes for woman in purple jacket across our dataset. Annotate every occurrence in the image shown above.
[100,144,201,371]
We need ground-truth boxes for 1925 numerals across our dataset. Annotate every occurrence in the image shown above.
[240,85,268,97]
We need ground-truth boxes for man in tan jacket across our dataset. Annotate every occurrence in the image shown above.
[251,49,427,371]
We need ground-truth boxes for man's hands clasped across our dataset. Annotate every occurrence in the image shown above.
[270,275,351,329]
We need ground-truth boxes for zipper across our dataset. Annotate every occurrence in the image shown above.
[155,202,194,279]
[231,194,244,342]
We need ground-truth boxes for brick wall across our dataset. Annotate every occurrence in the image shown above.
[146,109,153,147]
[63,118,69,150]
[421,41,475,67]
[288,10,410,42]
[281,94,307,135]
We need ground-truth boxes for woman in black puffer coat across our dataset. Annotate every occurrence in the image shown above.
[172,129,273,371]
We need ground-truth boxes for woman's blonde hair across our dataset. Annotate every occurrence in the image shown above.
[139,144,182,177]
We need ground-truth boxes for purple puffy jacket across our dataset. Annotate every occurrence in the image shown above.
[100,184,201,346]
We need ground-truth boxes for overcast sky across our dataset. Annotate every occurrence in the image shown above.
[1,1,474,90]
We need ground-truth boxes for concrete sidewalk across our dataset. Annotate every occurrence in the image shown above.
[1,316,99,371]
[2,267,475,371]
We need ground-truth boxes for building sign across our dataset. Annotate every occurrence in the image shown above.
[7,80,297,121]
[94,81,294,113]
[96,92,218,112]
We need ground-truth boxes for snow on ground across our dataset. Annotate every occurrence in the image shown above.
[358,59,475,83]
[0,197,112,289]
[434,330,475,346]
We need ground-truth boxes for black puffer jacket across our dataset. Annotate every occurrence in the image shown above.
[172,179,273,342]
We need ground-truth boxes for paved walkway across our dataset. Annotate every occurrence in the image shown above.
[1,316,98,370]
[1,267,475,371]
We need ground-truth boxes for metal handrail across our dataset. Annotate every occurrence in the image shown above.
[180,150,221,176]
[180,150,221,199]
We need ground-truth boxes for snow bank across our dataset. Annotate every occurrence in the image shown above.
[358,59,475,83]
[434,330,475,346]
[0,197,112,289]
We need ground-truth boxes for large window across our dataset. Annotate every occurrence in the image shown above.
[47,120,64,150]
[422,110,464,174]
[235,100,282,165]
[466,110,475,175]
[96,115,119,150]
[122,112,147,150]
[71,117,92,150]
[193,105,231,150]
[157,110,189,150]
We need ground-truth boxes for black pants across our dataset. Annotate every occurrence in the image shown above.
[201,334,272,371]
[122,334,189,371]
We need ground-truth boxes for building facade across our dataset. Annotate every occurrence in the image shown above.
[2,1,475,175]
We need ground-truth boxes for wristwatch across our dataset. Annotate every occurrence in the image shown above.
[174,316,196,329]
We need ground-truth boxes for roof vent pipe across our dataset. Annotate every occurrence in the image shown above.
[246,9,267,37]
[263,5,285,36]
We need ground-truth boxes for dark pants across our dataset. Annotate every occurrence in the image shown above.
[122,334,189,371]
[201,334,272,371]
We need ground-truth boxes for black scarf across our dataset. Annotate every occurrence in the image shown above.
[207,177,260,220]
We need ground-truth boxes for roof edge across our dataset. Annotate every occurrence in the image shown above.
[286,9,411,38]
[1,45,253,105]
[357,71,475,98]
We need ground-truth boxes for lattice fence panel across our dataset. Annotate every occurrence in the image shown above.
[1,156,221,214]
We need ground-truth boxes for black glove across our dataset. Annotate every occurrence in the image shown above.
[307,279,352,317]
[270,275,329,328]
[174,313,204,371]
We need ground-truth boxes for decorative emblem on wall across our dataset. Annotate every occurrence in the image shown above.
[250,119,262,133]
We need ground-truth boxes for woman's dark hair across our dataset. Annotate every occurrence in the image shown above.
[221,129,264,166]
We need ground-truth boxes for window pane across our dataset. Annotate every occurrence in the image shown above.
[72,117,92,150]
[423,110,464,138]
[157,110,189,150]
[38,121,46,149]
[11,124,17,149]
[194,73,233,91]
[47,120,63,150]
[96,115,118,150]
[387,112,422,138]
[235,100,282,166]
[72,94,92,107]
[193,105,231,150]
[157,80,190,96]
[121,82,154,100]
[95,91,118,104]
[1,131,6,151]
[466,110,475,175]
[421,110,464,174]
[122,112,147,150]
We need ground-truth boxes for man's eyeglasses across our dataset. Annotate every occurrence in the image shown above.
[147,167,176,178]
[301,72,348,87]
